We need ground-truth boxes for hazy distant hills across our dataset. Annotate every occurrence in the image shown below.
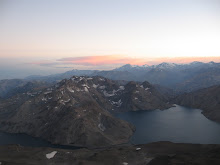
[22,61,220,93]
[91,70,139,82]
[112,61,220,92]
[175,66,220,92]
[25,70,96,83]
[0,79,51,99]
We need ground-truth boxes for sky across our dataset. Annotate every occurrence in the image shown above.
[0,0,220,79]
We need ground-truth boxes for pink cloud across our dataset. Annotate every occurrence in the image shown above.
[57,55,149,66]
[28,55,220,69]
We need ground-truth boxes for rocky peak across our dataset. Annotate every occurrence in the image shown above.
[125,81,137,89]
[141,81,152,88]
[0,76,172,148]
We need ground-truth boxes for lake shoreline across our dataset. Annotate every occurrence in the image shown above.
[1,105,220,149]
[116,105,220,145]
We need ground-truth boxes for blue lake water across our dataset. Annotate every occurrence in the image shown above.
[116,105,220,144]
[0,132,80,149]
[0,105,220,148]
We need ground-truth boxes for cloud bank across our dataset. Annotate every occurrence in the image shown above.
[28,55,220,69]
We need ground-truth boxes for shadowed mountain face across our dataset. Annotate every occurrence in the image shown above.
[25,70,97,83]
[0,76,171,147]
[174,85,220,122]
[119,81,171,111]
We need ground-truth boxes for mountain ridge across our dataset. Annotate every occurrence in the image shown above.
[1,61,220,98]
[25,61,220,92]
[0,76,171,147]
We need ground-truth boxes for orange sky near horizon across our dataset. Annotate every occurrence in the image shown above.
[27,55,220,68]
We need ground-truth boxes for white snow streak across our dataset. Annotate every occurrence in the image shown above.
[46,151,57,159]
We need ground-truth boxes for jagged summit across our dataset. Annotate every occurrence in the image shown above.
[189,61,204,65]
[115,61,220,72]
[114,64,149,71]
[209,61,216,64]
[154,62,177,69]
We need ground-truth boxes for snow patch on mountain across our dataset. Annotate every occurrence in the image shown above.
[84,87,89,92]
[67,87,74,93]
[46,151,57,159]
[111,99,122,107]
[103,90,116,97]
[98,123,106,131]
[99,85,106,89]
[119,86,125,90]
[93,84,98,88]
[82,84,90,88]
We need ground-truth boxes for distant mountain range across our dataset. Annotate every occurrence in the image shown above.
[20,61,220,93]
[111,61,220,92]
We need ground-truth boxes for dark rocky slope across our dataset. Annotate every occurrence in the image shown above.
[119,81,171,111]
[174,85,220,122]
[0,76,136,148]
[1,141,220,165]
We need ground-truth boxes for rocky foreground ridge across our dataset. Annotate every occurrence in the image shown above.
[0,141,220,165]
[0,76,171,148]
